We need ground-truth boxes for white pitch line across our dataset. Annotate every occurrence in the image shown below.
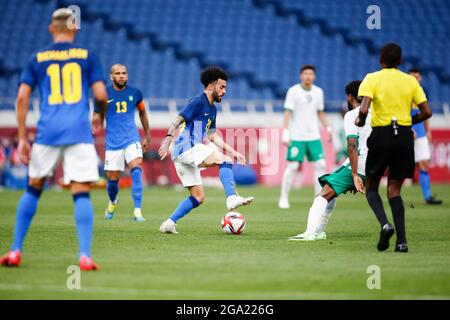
[0,283,448,300]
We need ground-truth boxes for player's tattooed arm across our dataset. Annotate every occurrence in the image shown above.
[16,83,33,164]
[91,81,108,134]
[138,104,151,152]
[347,137,364,194]
[356,96,371,127]
[159,114,184,160]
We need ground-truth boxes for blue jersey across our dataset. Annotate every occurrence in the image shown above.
[172,93,217,160]
[18,42,104,146]
[411,86,429,138]
[103,85,144,150]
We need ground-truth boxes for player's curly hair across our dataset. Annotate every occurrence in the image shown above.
[200,66,228,87]
[345,80,362,102]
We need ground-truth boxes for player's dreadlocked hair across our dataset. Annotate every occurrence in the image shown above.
[200,66,228,87]
[345,80,362,103]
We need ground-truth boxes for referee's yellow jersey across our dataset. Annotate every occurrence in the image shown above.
[358,68,427,127]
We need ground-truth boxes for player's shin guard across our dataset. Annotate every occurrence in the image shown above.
[305,196,328,234]
[73,192,94,258]
[317,198,336,233]
[130,167,143,209]
[169,196,201,223]
[11,186,42,251]
[219,162,236,198]
[313,159,326,194]
[106,179,119,203]
[388,196,407,245]
[366,189,389,227]
[419,170,432,200]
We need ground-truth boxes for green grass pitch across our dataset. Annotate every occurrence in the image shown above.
[0,184,449,299]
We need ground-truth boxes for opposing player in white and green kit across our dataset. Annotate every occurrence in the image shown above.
[289,80,370,241]
[279,65,332,209]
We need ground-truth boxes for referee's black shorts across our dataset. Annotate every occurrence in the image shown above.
[366,125,415,181]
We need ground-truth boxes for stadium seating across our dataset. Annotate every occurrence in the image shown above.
[0,0,448,111]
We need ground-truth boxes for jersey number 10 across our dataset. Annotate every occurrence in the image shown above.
[47,62,82,105]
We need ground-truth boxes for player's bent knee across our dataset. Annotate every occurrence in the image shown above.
[314,159,326,171]
[202,151,225,167]
[128,158,143,169]
[70,182,91,195]
[28,178,45,190]
[106,171,121,180]
[287,161,300,171]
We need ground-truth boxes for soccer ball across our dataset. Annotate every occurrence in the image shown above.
[221,212,246,235]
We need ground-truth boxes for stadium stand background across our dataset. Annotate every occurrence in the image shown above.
[0,0,449,113]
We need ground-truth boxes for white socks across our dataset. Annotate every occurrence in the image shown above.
[280,161,300,201]
[305,196,337,234]
[305,196,328,234]
[317,198,336,233]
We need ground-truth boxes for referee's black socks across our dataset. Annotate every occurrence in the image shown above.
[389,196,407,245]
[366,189,389,227]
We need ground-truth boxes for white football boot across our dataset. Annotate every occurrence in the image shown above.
[226,194,254,211]
[278,196,290,209]
[159,219,178,234]
[288,232,327,241]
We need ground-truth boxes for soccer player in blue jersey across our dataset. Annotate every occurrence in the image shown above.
[0,8,107,271]
[409,68,442,204]
[92,64,151,221]
[158,67,254,234]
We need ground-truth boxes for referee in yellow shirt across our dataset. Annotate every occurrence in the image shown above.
[356,43,432,253]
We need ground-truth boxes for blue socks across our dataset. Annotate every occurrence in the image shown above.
[131,167,143,209]
[419,170,432,200]
[73,192,94,258]
[219,162,236,198]
[170,195,201,223]
[106,179,119,203]
[107,167,143,209]
[11,186,42,251]
[12,187,94,258]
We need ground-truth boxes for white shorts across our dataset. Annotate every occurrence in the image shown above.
[29,143,99,185]
[414,136,431,162]
[174,143,215,187]
[104,141,143,171]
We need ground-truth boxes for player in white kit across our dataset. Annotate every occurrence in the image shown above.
[279,65,332,209]
[289,81,370,241]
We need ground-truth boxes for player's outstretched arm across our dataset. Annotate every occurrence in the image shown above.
[159,115,184,160]
[91,81,108,134]
[138,102,151,152]
[208,132,246,165]
[16,83,33,164]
